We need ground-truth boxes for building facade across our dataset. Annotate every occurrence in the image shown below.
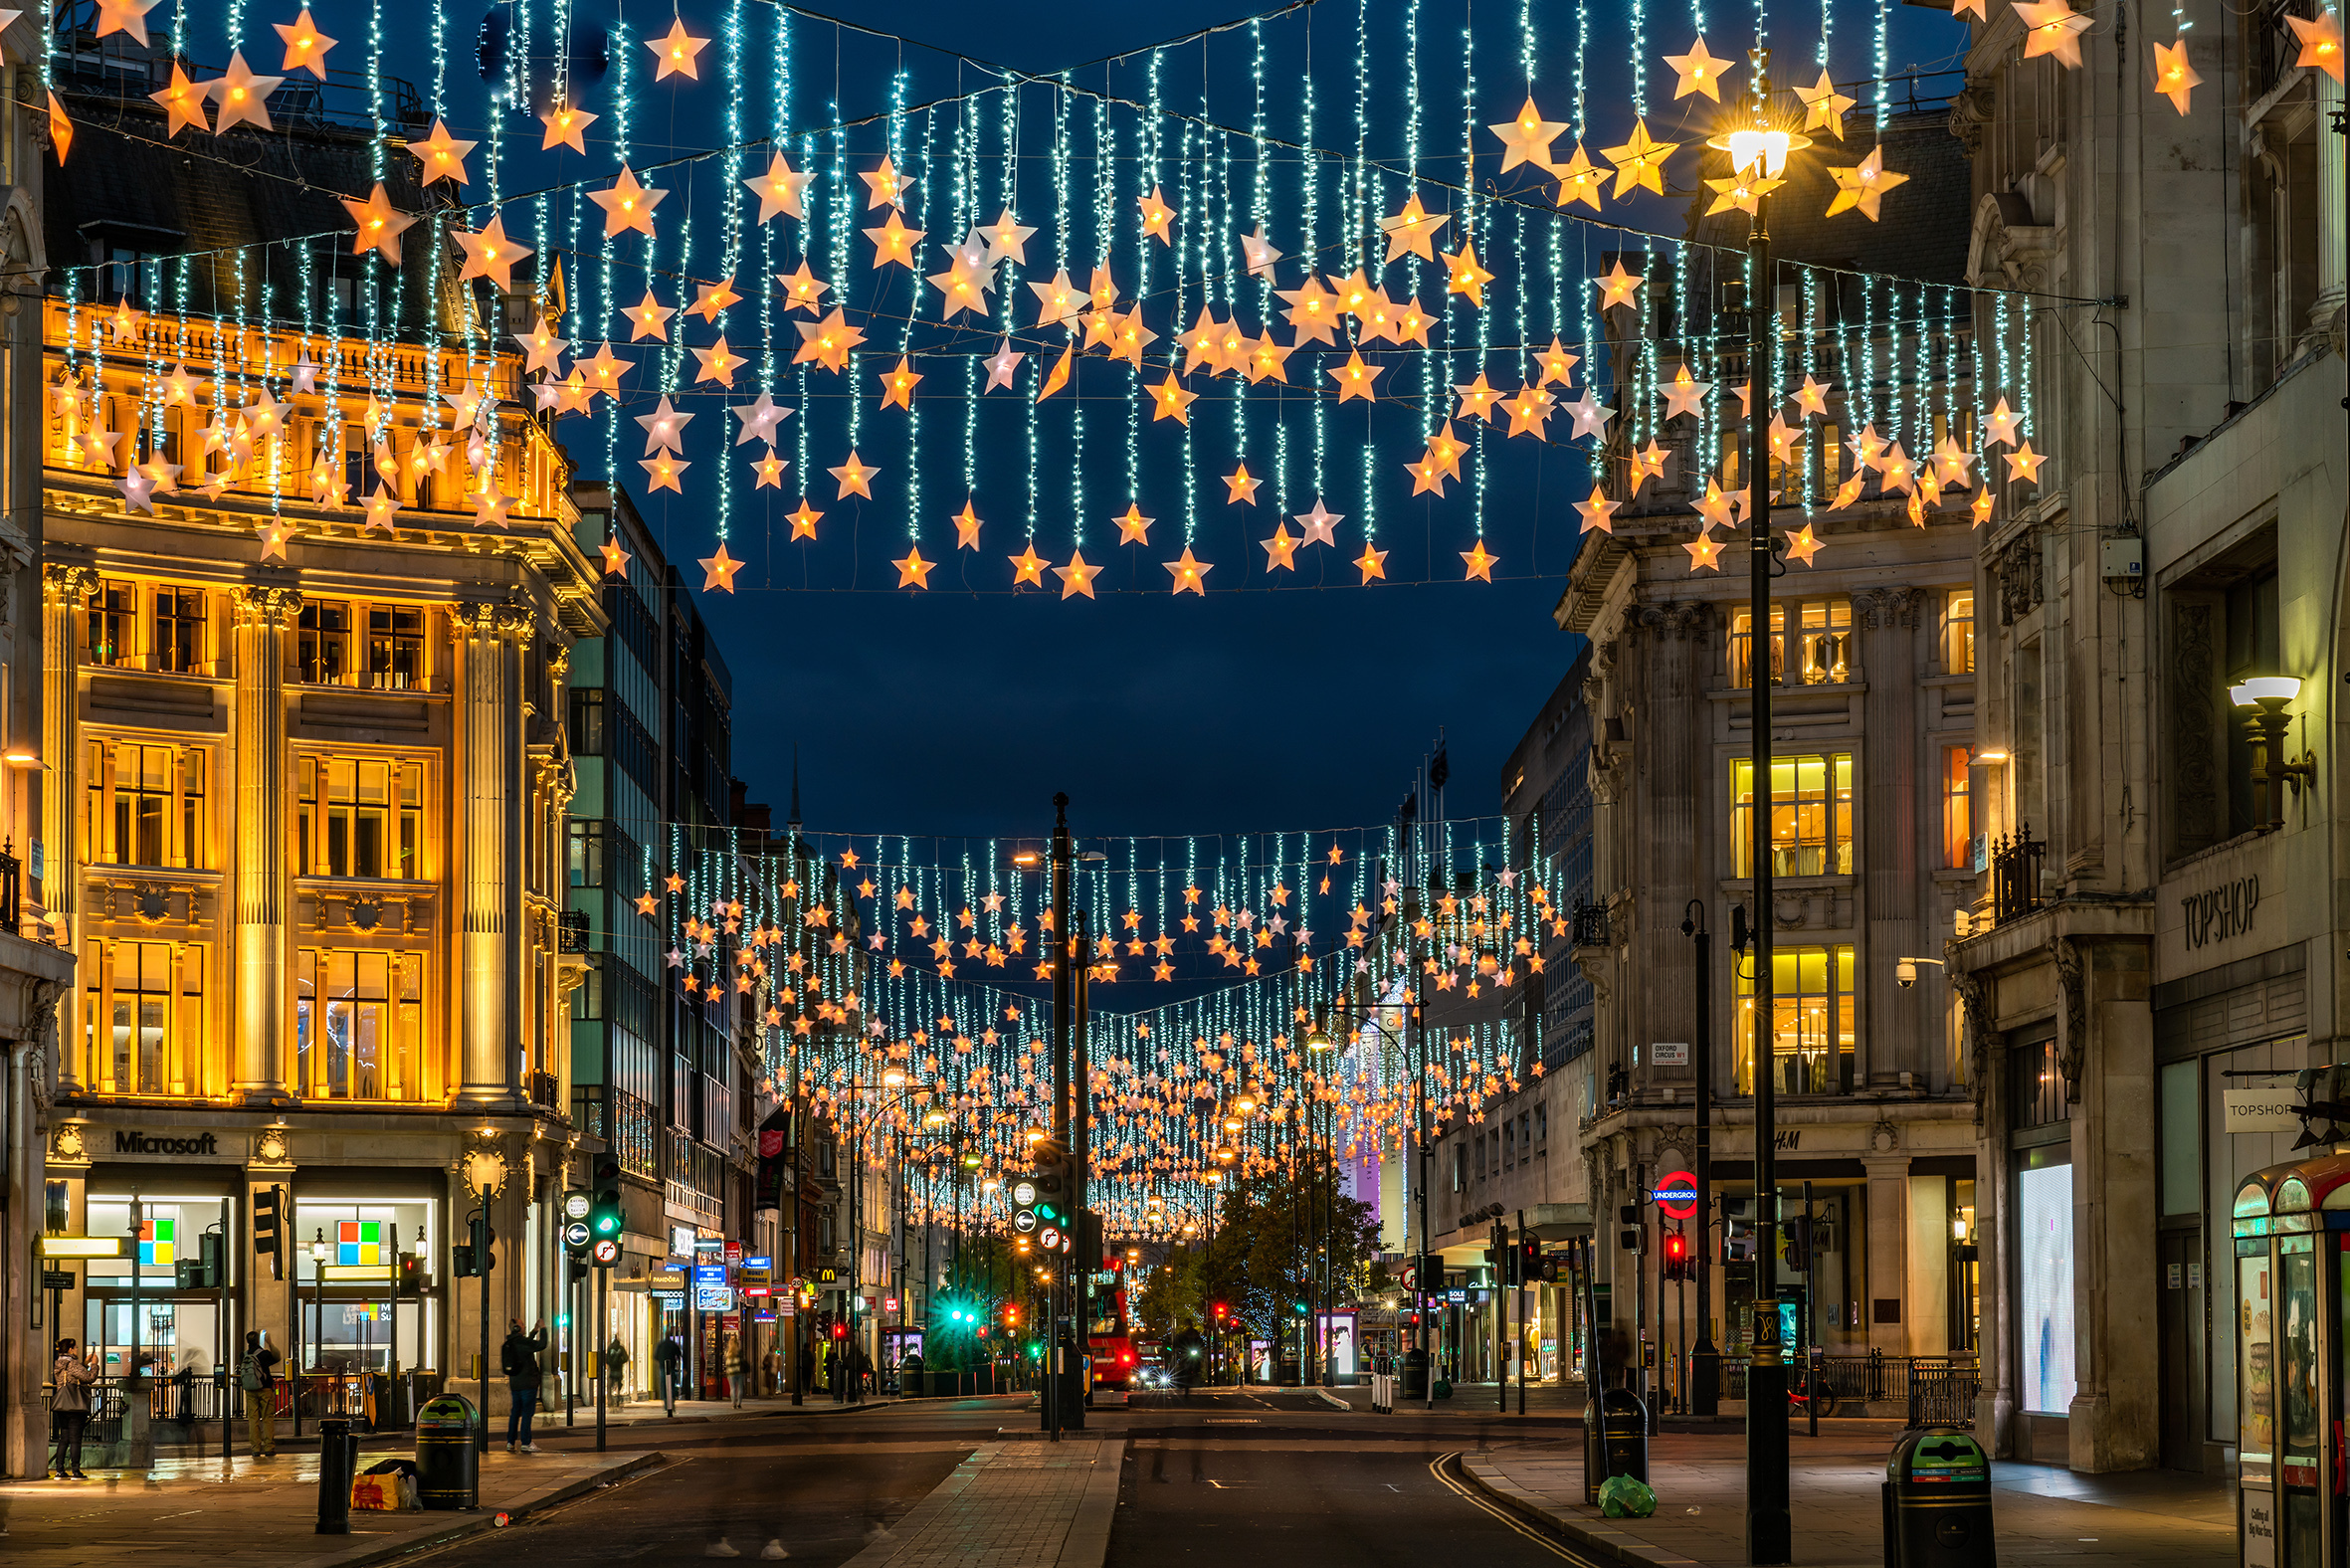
[1947,0,2347,1474]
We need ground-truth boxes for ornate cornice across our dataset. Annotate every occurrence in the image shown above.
[42,562,98,604]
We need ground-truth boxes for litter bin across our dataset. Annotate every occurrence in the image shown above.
[899,1354,924,1398]
[1881,1426,1994,1567]
[1582,1387,1650,1503]
[1400,1347,1429,1399]
[1275,1342,1302,1387]
[414,1394,480,1511]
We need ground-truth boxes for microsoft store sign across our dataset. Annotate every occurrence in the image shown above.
[2223,1086,2302,1135]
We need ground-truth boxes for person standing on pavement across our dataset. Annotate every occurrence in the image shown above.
[604,1336,631,1403]
[48,1339,97,1479]
[236,1331,280,1461]
[654,1331,684,1415]
[500,1318,547,1453]
[725,1336,748,1408]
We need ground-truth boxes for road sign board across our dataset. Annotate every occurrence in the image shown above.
[563,1221,591,1248]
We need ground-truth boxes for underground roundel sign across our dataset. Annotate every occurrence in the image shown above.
[1651,1170,1699,1220]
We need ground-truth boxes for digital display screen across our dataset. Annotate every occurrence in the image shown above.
[2018,1162,2076,1416]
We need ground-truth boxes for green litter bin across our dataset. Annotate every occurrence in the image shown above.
[415,1394,479,1511]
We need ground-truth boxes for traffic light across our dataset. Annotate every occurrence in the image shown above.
[1012,1146,1070,1243]
[589,1158,623,1256]
[1662,1228,1692,1281]
[1078,1211,1105,1270]
[399,1255,426,1294]
[1722,1195,1756,1264]
[563,1190,592,1270]
[1618,1203,1646,1254]
[1291,1298,1308,1317]
[1519,1239,1542,1284]
[253,1185,284,1281]
[454,1209,496,1277]
[1784,1216,1812,1274]
[1211,1301,1228,1324]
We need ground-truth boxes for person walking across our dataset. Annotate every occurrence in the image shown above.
[604,1336,631,1403]
[236,1331,280,1461]
[653,1331,683,1416]
[725,1336,748,1409]
[49,1339,97,1479]
[499,1318,547,1454]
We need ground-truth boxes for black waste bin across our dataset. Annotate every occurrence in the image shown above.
[414,1394,480,1511]
[1275,1341,1302,1387]
[1881,1426,1995,1568]
[1582,1387,1650,1503]
[900,1355,924,1397]
[1400,1347,1430,1399]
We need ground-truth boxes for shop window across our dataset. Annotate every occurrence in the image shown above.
[2012,1037,2068,1127]
[1732,944,1856,1095]
[81,939,207,1095]
[1941,747,1975,870]
[296,756,425,880]
[2017,1156,2076,1415]
[1731,754,1855,878]
[1944,589,1975,674]
[294,948,425,1101]
[83,739,209,869]
[1729,598,1852,687]
[2224,566,2282,839]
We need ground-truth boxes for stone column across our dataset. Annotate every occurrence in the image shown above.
[230,586,299,1105]
[1860,1152,1912,1357]
[2313,71,2345,331]
[1630,602,1710,1088]
[39,565,95,960]
[459,603,528,1105]
[1857,588,1925,1085]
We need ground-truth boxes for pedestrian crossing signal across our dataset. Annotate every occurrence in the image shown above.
[1662,1229,1693,1281]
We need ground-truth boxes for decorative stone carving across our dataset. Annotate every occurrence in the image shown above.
[1867,1117,1900,1153]
[232,583,303,624]
[42,562,99,606]
[1996,529,2044,625]
[1947,80,1996,153]
[1950,970,1990,1126]
[2053,937,2085,1102]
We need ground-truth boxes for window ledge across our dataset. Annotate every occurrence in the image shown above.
[1708,681,1870,700]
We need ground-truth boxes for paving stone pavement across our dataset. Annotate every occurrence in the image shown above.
[844,1440,1123,1568]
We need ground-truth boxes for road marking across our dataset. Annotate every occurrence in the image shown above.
[1203,1419,1258,1425]
[1427,1453,1601,1566]
[1207,1480,1226,1489]
[1387,1484,1402,1492]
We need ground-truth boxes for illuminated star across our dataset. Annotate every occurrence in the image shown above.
[1327,348,1383,403]
[1660,364,1712,421]
[787,499,823,539]
[1354,542,1389,582]
[859,156,907,210]
[1240,223,1284,278]
[864,208,926,269]
[1054,549,1100,600]
[1970,488,1996,527]
[362,490,401,534]
[1934,437,1980,490]
[590,165,667,238]
[1705,173,1785,216]
[1442,241,1495,307]
[698,543,741,593]
[636,395,693,455]
[637,455,688,495]
[539,99,598,153]
[1595,259,1646,313]
[730,392,791,445]
[1379,193,1449,263]
[1665,36,1733,100]
[1030,268,1084,328]
[626,290,676,341]
[952,500,984,549]
[749,450,788,489]
[1878,442,1918,492]
[580,346,630,401]
[1536,337,1580,386]
[1454,373,1503,422]
[1460,539,1499,581]
[1630,439,1668,493]
[256,517,297,560]
[1113,503,1154,545]
[1829,474,1867,510]
[1683,532,1724,571]
[206,50,285,135]
[599,535,632,576]
[94,0,160,46]
[2006,441,2047,485]
[689,278,742,322]
[778,261,830,314]
[1826,146,1909,221]
[1601,119,1678,198]
[1009,544,1049,587]
[2153,38,2202,113]
[1555,144,1608,210]
[1426,420,1469,481]
[1150,372,1198,424]
[1795,69,1857,138]
[1488,97,1566,173]
[647,16,710,81]
[879,356,922,410]
[2015,2,2093,66]
[1565,390,1615,442]
[1783,524,1825,566]
[1501,384,1556,438]
[1036,343,1075,401]
[1791,373,1834,418]
[983,337,1025,393]
[2286,11,2344,81]
[1573,485,1619,534]
[340,183,416,264]
[1984,397,2023,447]
[1223,464,1262,505]
[1294,499,1342,547]
[1276,275,1341,346]
[149,62,211,136]
[1137,185,1175,243]
[520,321,567,378]
[1406,455,1449,496]
[744,152,813,223]
[160,363,204,405]
[828,450,878,499]
[1261,523,1301,571]
[690,336,745,387]
[118,468,161,513]
[453,215,531,291]
[982,207,1037,269]
[892,546,935,590]
[410,117,475,185]
[1164,548,1212,595]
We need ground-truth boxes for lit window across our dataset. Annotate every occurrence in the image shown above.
[153,586,209,674]
[366,606,427,689]
[88,579,138,668]
[298,601,352,685]
[81,939,207,1096]
[1729,598,1852,686]
[1944,589,1975,674]
[83,740,208,869]
[1732,944,1856,1095]
[296,757,426,880]
[1730,754,1855,878]
[1942,747,1975,870]
[295,948,425,1101]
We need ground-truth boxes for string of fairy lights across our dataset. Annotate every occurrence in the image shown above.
[24,0,2216,596]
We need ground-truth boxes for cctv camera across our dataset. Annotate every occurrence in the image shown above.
[1895,960,1917,988]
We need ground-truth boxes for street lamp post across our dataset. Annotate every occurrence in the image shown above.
[1681,900,1719,1416]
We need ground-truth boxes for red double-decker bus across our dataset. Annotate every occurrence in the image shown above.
[1085,1259,1139,1389]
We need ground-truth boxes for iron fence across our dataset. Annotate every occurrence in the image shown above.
[1717,1352,1979,1419]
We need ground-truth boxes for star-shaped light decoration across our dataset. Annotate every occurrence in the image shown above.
[981,207,1037,268]
[1828,473,1867,509]
[879,356,922,410]
[1276,276,1341,345]
[1596,260,1646,313]
[600,535,632,576]
[698,543,741,593]
[2153,38,2202,113]
[864,208,925,268]
[1629,439,1668,493]
[626,290,676,340]
[1137,186,1175,243]
[539,98,597,152]
[892,546,934,590]
[690,336,744,387]
[777,261,830,314]
[1328,348,1383,403]
[1030,268,1083,327]
[1261,523,1302,571]
[1693,478,1738,531]
[1501,384,1556,438]
[730,392,791,445]
[1036,343,1075,401]
[1877,442,1919,492]
[1426,421,1469,481]
[744,152,813,223]
[829,451,878,499]
[1602,119,1678,198]
[1665,36,1734,100]
[929,499,974,552]
[1784,523,1825,565]
[1983,397,2023,447]
[1554,144,1609,210]
[1054,549,1100,600]
[1683,532,1725,571]
[454,215,532,290]
[636,395,692,456]
[1573,485,1619,534]
[1009,543,1049,587]
[520,321,567,377]
[340,183,416,264]
[1933,437,1980,490]
[150,62,210,136]
[858,155,906,210]
[410,117,475,184]
[1223,464,1262,505]
[787,500,823,540]
[1661,364,1712,421]
[1565,390,1615,443]
[207,51,285,135]
[362,489,401,534]
[792,309,864,373]
[647,16,710,80]
[1290,499,1341,547]
[1706,172,1784,216]
[1112,503,1155,544]
[1790,373,1834,418]
[2286,11,2344,81]
[1970,488,1997,527]
[289,352,321,395]
[1240,223,1284,277]
[1150,373,1198,423]
[1355,542,1389,582]
[1165,548,1212,595]
[689,277,741,322]
[160,363,203,405]
[1795,70,1857,138]
[1454,373,1504,422]
[1380,193,1449,263]
[750,450,788,490]
[46,90,71,164]
[1489,97,1567,173]
[1826,146,1909,221]
[639,454,688,494]
[1442,242,1495,306]
[1536,337,1580,386]
[2006,441,2047,485]
[1461,539,1499,581]
[590,165,667,238]
[983,338,1025,393]
[2016,2,2093,68]
[257,517,297,560]
[95,0,159,45]
[1406,455,1450,496]
[118,466,164,513]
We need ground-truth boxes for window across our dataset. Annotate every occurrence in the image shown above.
[88,579,137,667]
[296,757,425,879]
[153,587,208,674]
[1502,1117,1515,1170]
[1533,1101,1547,1151]
[569,821,606,887]
[82,741,208,869]
[294,948,424,1101]
[1942,747,1976,870]
[574,961,605,1021]
[93,245,153,306]
[1822,424,1843,494]
[81,939,206,1096]
[1519,1110,1532,1163]
[1944,589,1975,674]
[298,601,352,685]
[1731,754,1855,878]
[568,688,606,756]
[1733,944,1857,1094]
[2012,1037,2068,1128]
[2225,566,2281,839]
[365,606,426,689]
[1451,1141,1467,1193]
[1729,598,1852,686]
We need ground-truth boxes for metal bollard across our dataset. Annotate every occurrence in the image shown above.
[315,1416,357,1535]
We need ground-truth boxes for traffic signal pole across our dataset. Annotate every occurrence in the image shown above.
[595,1263,608,1451]
[1046,792,1072,1442]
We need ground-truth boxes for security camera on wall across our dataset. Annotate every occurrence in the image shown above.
[1895,960,1918,989]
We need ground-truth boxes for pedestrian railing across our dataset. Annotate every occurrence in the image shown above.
[1716,1352,1979,1417]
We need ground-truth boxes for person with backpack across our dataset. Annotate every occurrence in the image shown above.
[653,1331,684,1415]
[499,1318,547,1453]
[49,1338,97,1479]
[236,1330,280,1460]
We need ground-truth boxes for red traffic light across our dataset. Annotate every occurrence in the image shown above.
[1212,1301,1228,1319]
[831,1322,847,1339]
[1663,1232,1690,1264]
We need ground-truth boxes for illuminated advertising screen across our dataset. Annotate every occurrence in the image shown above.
[2017,1162,2076,1416]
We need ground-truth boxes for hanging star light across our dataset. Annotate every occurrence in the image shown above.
[1164,548,1212,595]
[893,546,935,589]
[2153,38,2203,112]
[1665,36,1734,100]
[1970,489,1997,526]
[829,451,879,499]
[1149,373,1198,423]
[1030,269,1083,326]
[1054,550,1100,600]
[1825,146,1909,220]
[647,16,710,80]
[1501,384,1556,438]
[340,183,416,264]
[1036,344,1075,401]
[150,62,210,136]
[1379,194,1449,263]
[1137,186,1176,243]
[1984,397,2023,447]
[859,156,907,209]
[880,356,922,410]
[1660,364,1712,421]
[1354,541,1389,582]
[745,152,813,223]
[257,518,297,560]
[1327,349,1382,402]
[1488,97,1567,172]
[1454,373,1503,422]
[864,209,925,268]
[1795,70,1857,138]
[1460,540,1499,581]
[2286,11,2344,80]
[1784,524,1825,565]
[636,395,692,456]
[1683,532,1725,571]
[1573,486,1619,534]
[1240,224,1284,277]
[699,543,741,592]
[639,454,689,494]
[730,392,790,445]
[792,309,864,372]
[540,98,597,152]
[1261,523,1302,571]
[787,499,823,539]
[688,279,741,323]
[590,165,667,238]
[1595,260,1646,312]
[207,51,285,135]
[1705,172,1784,216]
[983,338,1025,393]
[1554,144,1607,210]
[454,215,531,290]
[690,336,745,387]
[1009,543,1049,587]
[1441,241,1494,307]
[410,118,475,184]
[952,500,984,549]
[2006,441,2048,485]
[627,289,677,341]
[1223,464,1262,505]
[750,451,788,489]
[600,536,632,576]
[94,0,159,44]
[1602,120,1678,198]
[2015,2,2094,67]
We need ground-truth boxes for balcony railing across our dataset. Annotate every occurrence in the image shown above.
[559,909,591,953]
[527,1070,561,1110]
[573,1083,658,1178]
[1990,825,2046,925]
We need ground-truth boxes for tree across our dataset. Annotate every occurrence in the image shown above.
[1197,1153,1383,1348]
[1134,1246,1205,1335]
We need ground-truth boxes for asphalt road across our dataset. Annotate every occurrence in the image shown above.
[422,1391,1589,1568]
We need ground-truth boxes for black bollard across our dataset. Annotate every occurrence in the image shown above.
[315,1415,356,1535]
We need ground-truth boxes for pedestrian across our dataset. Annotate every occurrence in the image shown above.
[604,1336,631,1402]
[499,1317,547,1454]
[236,1330,280,1461]
[48,1338,97,1479]
[849,1341,872,1404]
[725,1336,748,1408]
[654,1331,684,1415]
[761,1347,780,1396]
